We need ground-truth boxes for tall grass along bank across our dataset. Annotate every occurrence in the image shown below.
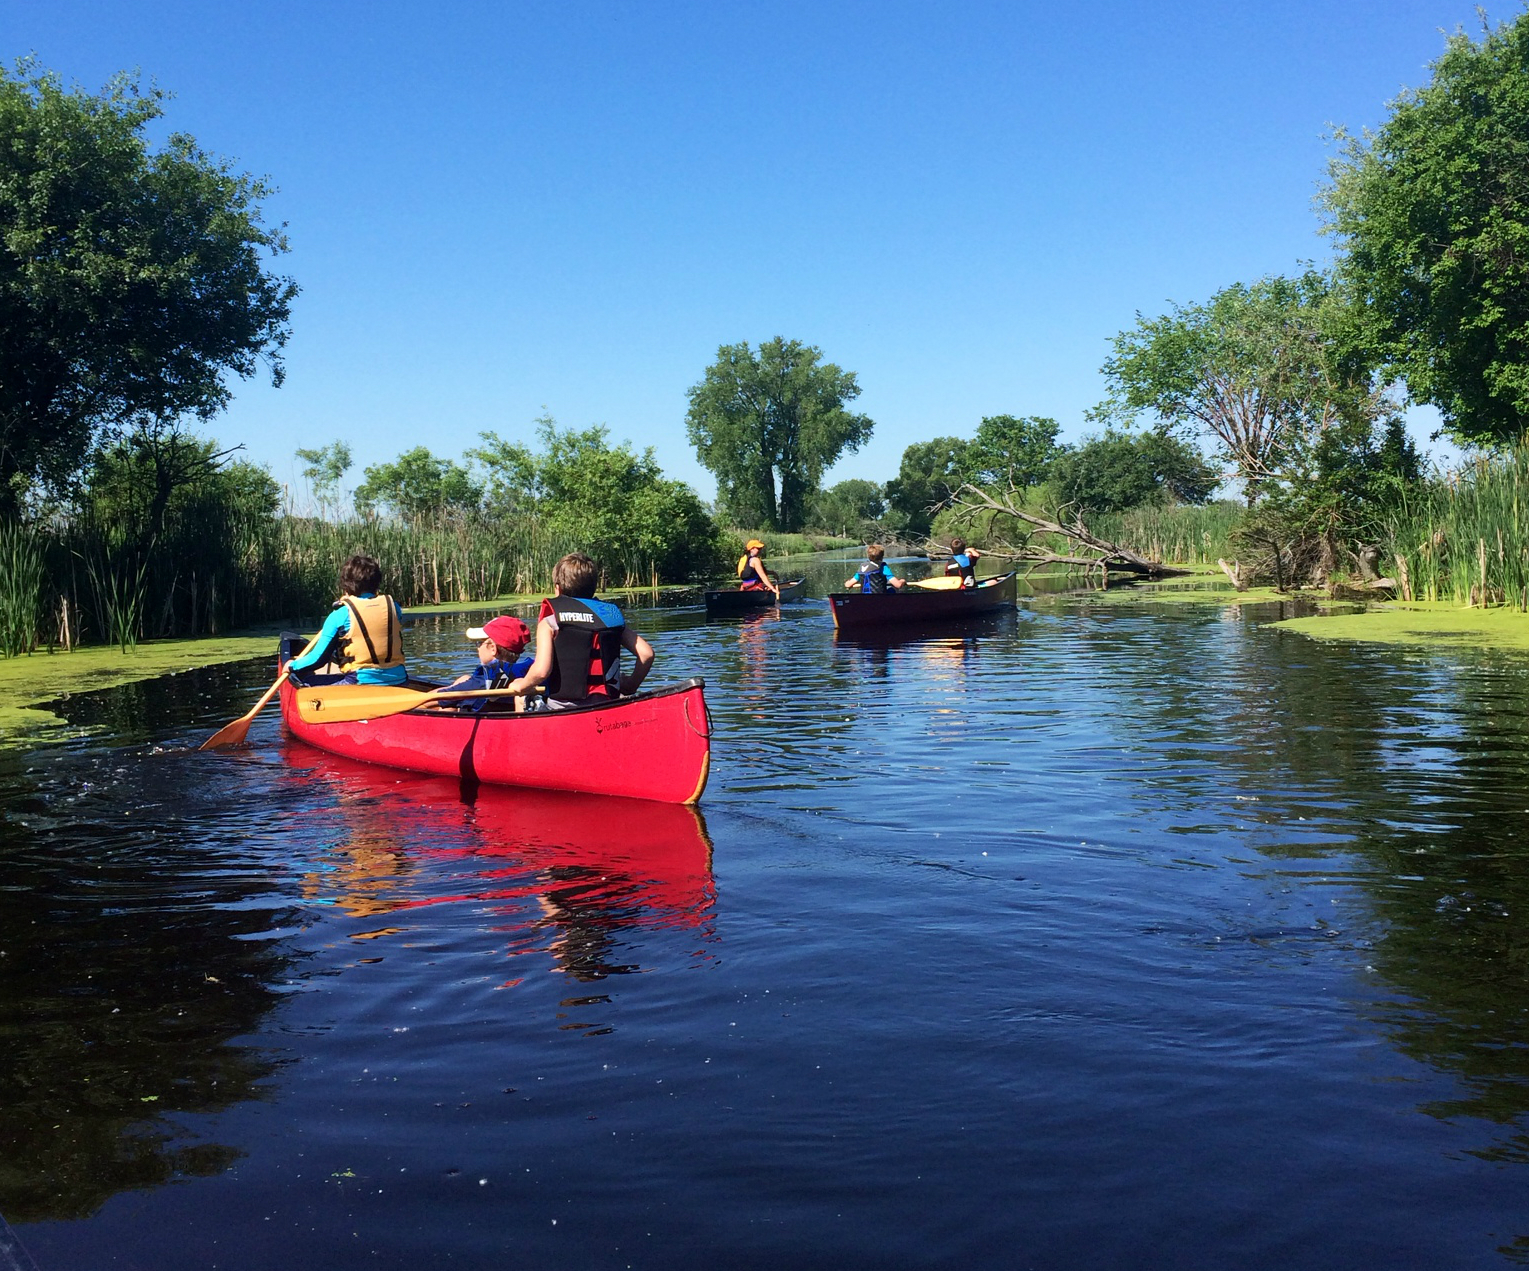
[1390,448,1529,608]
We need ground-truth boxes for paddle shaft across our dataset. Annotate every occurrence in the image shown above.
[294,683,533,725]
[200,632,321,750]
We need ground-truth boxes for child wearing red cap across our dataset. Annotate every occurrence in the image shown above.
[444,615,534,704]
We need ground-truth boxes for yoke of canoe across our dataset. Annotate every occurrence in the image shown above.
[278,673,712,805]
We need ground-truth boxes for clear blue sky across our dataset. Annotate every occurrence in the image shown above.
[4,1,1496,500]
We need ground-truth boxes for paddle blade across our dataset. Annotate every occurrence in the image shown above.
[911,575,964,590]
[199,717,254,750]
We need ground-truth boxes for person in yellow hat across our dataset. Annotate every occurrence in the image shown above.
[736,539,780,597]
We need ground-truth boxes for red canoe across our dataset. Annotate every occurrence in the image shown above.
[278,674,712,805]
[829,571,1018,631]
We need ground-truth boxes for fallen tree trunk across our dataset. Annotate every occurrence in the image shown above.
[940,483,1183,576]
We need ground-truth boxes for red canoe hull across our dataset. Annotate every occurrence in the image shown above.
[279,677,711,805]
[829,571,1018,630]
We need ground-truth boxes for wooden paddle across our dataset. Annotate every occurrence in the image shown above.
[911,575,964,591]
[200,633,319,751]
[292,683,531,725]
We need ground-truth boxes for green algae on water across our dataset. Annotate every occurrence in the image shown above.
[0,634,282,739]
[1271,602,1529,652]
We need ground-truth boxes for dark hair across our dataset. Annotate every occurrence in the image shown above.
[950,537,966,553]
[866,543,885,564]
[553,552,600,598]
[340,553,383,595]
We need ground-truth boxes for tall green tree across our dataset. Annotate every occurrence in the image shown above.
[1098,273,1364,503]
[685,337,874,531]
[885,437,970,537]
[1052,430,1219,513]
[0,63,297,517]
[965,415,1062,487]
[809,478,887,536]
[295,441,353,516]
[1325,13,1529,446]
[472,418,726,580]
[353,447,482,521]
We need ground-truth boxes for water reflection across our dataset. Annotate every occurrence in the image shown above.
[0,756,288,1223]
[1061,604,1529,1164]
[282,743,716,984]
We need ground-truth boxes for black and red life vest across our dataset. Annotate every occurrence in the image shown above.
[539,595,625,702]
[945,553,977,587]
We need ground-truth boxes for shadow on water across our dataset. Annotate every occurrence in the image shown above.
[0,704,717,1228]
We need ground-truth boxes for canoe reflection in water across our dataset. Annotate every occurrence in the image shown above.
[281,741,716,982]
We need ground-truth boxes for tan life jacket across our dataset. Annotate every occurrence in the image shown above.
[339,594,404,670]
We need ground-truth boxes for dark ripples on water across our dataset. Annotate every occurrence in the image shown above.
[4,563,1529,1269]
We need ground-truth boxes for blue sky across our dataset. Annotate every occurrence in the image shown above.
[4,0,1496,501]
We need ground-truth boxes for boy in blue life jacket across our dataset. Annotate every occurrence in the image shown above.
[845,544,905,593]
[509,553,655,710]
[443,615,534,706]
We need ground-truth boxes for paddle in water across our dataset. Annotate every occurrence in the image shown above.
[200,633,319,751]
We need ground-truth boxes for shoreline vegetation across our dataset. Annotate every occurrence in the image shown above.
[8,544,1529,744]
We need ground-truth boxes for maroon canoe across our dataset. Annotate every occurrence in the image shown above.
[279,675,712,805]
[829,571,1018,631]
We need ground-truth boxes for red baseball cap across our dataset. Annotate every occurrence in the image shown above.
[465,615,530,649]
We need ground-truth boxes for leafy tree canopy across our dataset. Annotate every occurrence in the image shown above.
[472,417,725,581]
[353,447,482,521]
[295,442,353,511]
[809,478,887,536]
[885,437,970,537]
[965,415,1063,487]
[1052,430,1219,514]
[0,62,297,518]
[1098,272,1375,503]
[87,429,278,546]
[685,337,873,532]
[1325,13,1529,446]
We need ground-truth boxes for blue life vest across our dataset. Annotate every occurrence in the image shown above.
[855,562,891,594]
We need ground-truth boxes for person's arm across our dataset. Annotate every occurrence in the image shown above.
[286,607,349,673]
[619,626,655,696]
[969,547,981,560]
[757,562,778,595]
[888,567,906,591]
[508,618,555,694]
[844,573,859,588]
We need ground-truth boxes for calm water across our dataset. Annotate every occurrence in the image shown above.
[3,561,1529,1269]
